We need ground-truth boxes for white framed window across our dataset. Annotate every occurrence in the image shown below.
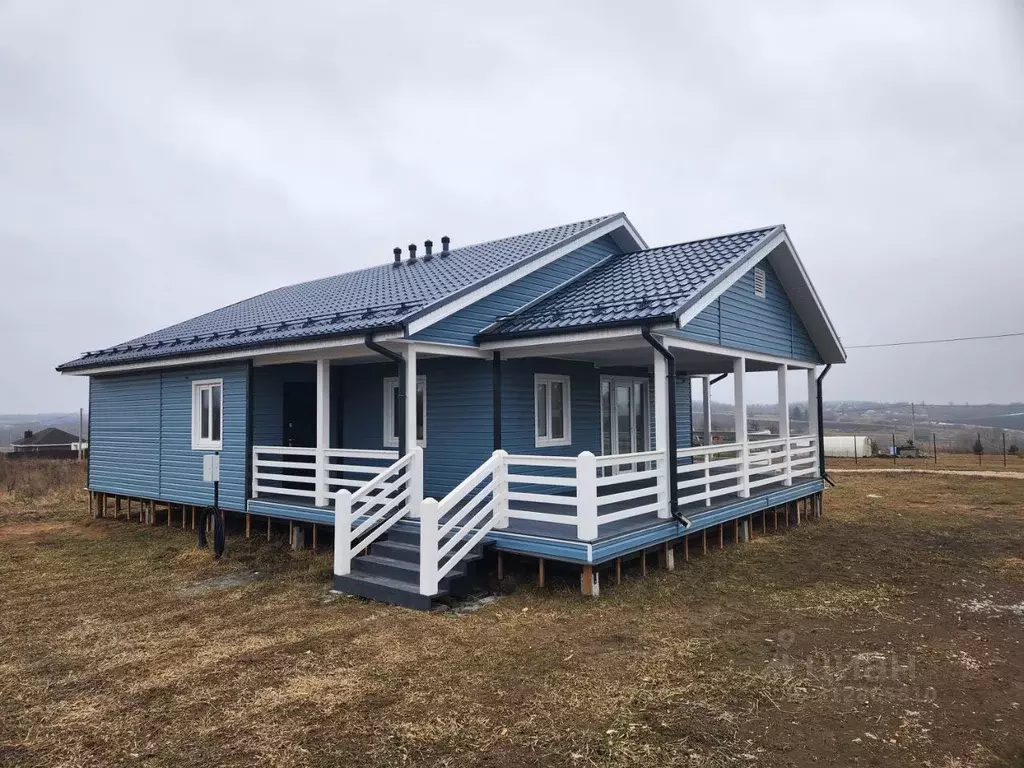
[191,379,223,451]
[753,266,766,298]
[535,374,571,447]
[383,375,426,448]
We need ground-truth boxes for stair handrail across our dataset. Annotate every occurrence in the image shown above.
[334,446,422,579]
[419,449,508,596]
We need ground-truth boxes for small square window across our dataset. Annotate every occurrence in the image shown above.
[191,379,223,451]
[535,374,571,447]
[383,376,426,448]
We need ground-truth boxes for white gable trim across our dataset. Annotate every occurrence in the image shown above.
[404,214,646,337]
[674,229,845,364]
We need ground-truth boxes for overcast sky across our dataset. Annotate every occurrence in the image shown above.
[1,1,1022,413]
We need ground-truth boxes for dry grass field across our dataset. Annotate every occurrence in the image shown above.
[829,453,1024,473]
[0,459,1022,767]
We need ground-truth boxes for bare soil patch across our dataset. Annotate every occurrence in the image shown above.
[0,469,1021,767]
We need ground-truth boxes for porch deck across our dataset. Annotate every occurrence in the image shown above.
[246,476,823,565]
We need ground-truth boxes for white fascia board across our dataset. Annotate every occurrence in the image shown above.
[405,215,643,337]
[674,229,787,328]
[657,332,817,369]
[480,323,675,359]
[387,340,490,359]
[61,331,403,376]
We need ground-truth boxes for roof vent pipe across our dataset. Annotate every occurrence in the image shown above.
[392,247,402,267]
[441,235,450,256]
[408,243,417,263]
[423,239,433,260]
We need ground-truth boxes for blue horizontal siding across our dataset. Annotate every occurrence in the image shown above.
[678,259,822,363]
[412,235,622,345]
[88,364,249,511]
[89,373,162,498]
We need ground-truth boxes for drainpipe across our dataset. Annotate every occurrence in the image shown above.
[365,335,406,458]
[641,327,690,528]
[817,364,833,486]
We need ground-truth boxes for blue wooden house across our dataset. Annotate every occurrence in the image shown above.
[59,213,845,608]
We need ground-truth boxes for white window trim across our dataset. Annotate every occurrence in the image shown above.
[383,375,426,448]
[599,375,651,457]
[534,374,572,448]
[191,378,224,451]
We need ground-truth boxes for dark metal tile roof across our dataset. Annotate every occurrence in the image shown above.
[59,215,619,371]
[13,427,80,446]
[480,226,781,338]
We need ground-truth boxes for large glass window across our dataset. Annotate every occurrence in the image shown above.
[535,374,571,447]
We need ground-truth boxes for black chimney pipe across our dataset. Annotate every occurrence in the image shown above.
[423,239,433,260]
[408,243,417,263]
[441,235,450,256]
[392,247,402,267]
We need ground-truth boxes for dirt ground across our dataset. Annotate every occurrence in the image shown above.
[0,466,1022,767]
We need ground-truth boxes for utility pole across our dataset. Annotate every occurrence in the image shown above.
[78,408,84,461]
[910,402,916,446]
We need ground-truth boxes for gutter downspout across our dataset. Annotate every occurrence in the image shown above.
[817,364,833,487]
[641,327,690,528]
[365,335,406,458]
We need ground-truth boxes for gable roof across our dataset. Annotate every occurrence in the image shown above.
[479,226,780,337]
[479,224,846,364]
[13,427,80,446]
[58,214,638,373]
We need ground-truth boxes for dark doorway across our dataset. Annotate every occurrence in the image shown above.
[283,381,317,448]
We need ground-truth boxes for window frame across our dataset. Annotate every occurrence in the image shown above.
[382,375,426,448]
[191,378,224,451]
[534,374,572,448]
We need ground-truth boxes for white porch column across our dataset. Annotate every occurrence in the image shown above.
[315,358,331,507]
[702,376,712,446]
[404,346,422,518]
[807,366,820,477]
[653,351,671,519]
[404,345,418,454]
[778,365,792,486]
[734,357,750,498]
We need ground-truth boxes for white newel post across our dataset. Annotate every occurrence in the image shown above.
[409,446,423,519]
[734,357,750,498]
[577,451,598,541]
[251,447,259,499]
[807,367,820,477]
[315,358,331,507]
[492,449,509,529]
[334,489,352,577]
[419,497,439,596]
[778,364,792,486]
[653,351,670,519]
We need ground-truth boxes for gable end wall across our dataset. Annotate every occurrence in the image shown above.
[678,259,823,363]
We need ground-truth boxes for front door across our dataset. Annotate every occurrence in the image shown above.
[600,377,649,472]
[282,381,317,447]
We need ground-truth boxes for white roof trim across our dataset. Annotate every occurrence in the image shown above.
[405,214,646,337]
[61,331,403,376]
[658,332,818,369]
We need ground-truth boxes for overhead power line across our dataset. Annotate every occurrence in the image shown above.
[847,331,1024,350]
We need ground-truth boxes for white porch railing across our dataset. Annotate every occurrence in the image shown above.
[252,446,399,505]
[676,435,818,506]
[334,447,423,578]
[418,449,509,597]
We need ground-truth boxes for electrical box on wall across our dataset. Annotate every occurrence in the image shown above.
[202,454,220,483]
